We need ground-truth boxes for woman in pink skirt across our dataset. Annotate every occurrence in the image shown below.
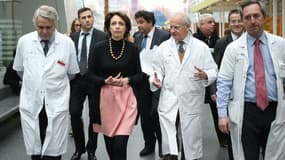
[87,12,143,160]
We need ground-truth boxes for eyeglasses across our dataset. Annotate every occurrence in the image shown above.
[170,25,185,31]
[75,24,81,27]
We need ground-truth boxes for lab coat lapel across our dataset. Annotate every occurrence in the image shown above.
[170,38,181,64]
[32,37,45,55]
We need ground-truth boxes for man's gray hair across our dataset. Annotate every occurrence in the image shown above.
[32,5,58,27]
[172,12,191,25]
[197,13,213,27]
[182,14,191,26]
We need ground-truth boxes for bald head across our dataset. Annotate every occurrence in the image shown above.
[169,12,191,42]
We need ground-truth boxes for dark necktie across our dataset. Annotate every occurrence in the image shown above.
[41,40,49,55]
[254,39,268,111]
[141,35,148,49]
[178,41,185,63]
[207,38,211,46]
[79,33,89,75]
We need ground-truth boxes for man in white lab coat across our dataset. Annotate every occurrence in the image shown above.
[13,5,79,160]
[217,1,285,160]
[150,12,217,160]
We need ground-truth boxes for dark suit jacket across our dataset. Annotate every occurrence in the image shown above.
[210,34,233,95]
[133,27,170,112]
[70,28,108,58]
[193,28,219,49]
[70,28,108,93]
[134,27,170,50]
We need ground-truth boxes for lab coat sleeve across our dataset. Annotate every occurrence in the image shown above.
[218,43,235,81]
[216,44,236,117]
[203,47,218,86]
[149,45,164,92]
[13,37,24,71]
[67,39,80,75]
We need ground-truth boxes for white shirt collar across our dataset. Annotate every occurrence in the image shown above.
[146,27,155,39]
[231,32,239,41]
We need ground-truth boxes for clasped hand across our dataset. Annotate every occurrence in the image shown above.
[152,72,161,88]
[104,72,129,86]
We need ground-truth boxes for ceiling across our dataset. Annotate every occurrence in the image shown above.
[189,0,242,13]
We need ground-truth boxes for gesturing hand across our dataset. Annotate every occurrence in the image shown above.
[194,66,208,80]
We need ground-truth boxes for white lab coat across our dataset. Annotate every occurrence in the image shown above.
[149,35,217,159]
[218,32,285,160]
[13,31,79,156]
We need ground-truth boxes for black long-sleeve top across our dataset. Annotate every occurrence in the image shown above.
[87,38,143,124]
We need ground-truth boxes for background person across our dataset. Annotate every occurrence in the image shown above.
[69,18,81,35]
[13,5,79,160]
[193,13,226,148]
[69,7,108,160]
[217,1,285,160]
[87,12,143,160]
[134,10,170,157]
[3,48,21,93]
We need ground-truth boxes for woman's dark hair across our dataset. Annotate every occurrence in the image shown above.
[70,18,80,34]
[104,12,131,39]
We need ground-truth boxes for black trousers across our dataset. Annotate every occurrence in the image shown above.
[31,106,61,160]
[150,90,162,149]
[31,155,61,160]
[228,134,234,160]
[138,81,161,149]
[104,135,129,160]
[70,77,98,153]
[209,100,228,145]
[241,102,277,160]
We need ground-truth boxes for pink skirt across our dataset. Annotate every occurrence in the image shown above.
[93,85,137,137]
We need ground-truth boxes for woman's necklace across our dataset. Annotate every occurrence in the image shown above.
[109,38,125,60]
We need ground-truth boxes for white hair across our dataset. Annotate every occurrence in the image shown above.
[197,13,214,27]
[32,5,58,27]
[171,12,191,25]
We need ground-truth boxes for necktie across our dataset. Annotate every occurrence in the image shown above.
[254,39,268,111]
[79,33,89,75]
[178,41,185,63]
[207,37,211,46]
[41,40,49,55]
[141,35,148,49]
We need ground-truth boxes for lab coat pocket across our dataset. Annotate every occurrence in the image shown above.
[53,59,67,78]
[228,101,241,125]
[24,51,39,68]
[264,121,285,160]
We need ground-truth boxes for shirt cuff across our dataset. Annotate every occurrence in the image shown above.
[217,108,228,118]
